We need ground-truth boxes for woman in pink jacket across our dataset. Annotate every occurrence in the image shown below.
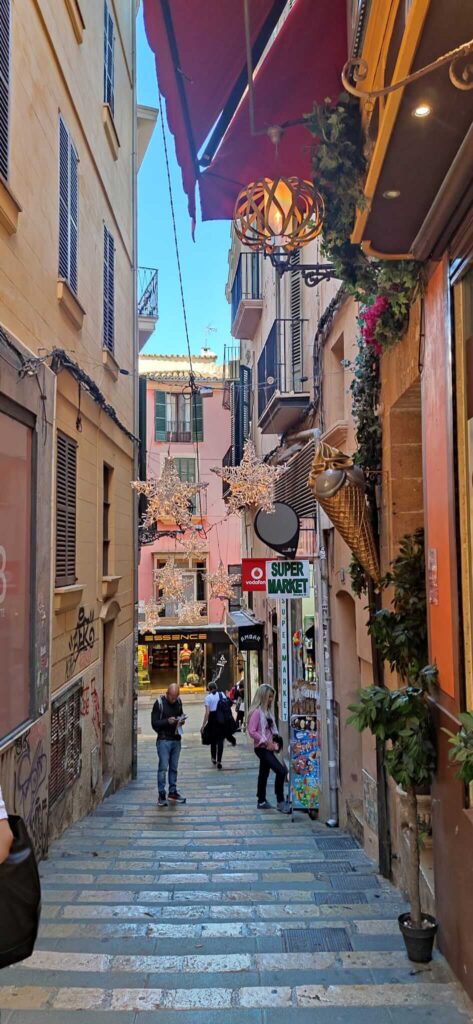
[247,684,290,813]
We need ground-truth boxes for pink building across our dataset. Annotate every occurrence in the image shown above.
[138,350,241,692]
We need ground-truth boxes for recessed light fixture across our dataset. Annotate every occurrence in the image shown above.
[382,189,401,199]
[413,103,431,118]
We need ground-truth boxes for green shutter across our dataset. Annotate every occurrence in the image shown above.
[191,392,203,441]
[154,391,166,440]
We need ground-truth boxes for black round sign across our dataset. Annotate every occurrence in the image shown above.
[254,502,300,559]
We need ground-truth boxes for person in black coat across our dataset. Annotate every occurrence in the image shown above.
[200,682,236,769]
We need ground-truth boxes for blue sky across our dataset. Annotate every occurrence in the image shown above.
[137,8,232,360]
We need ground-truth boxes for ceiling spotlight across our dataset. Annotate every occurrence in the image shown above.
[413,103,431,118]
[382,189,401,199]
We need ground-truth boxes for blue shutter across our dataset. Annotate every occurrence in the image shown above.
[104,2,114,115]
[154,391,166,441]
[103,226,115,353]
[0,0,10,181]
[191,393,203,441]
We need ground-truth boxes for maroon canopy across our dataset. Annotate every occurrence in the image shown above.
[143,0,285,227]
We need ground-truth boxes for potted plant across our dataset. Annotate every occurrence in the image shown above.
[348,530,438,962]
[444,712,473,784]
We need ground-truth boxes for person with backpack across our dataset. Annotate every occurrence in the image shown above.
[201,682,236,770]
[151,684,187,807]
[247,683,291,813]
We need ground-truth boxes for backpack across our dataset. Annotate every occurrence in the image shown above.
[215,692,237,732]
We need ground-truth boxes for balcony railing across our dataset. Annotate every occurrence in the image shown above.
[165,420,192,443]
[231,252,262,324]
[223,343,240,382]
[257,319,306,420]
[138,266,158,318]
[222,444,240,500]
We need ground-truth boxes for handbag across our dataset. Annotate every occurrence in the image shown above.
[0,815,41,969]
[272,733,284,752]
[201,722,211,746]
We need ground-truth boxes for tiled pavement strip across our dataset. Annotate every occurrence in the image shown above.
[0,730,472,1023]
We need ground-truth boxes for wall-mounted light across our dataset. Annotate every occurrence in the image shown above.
[412,103,431,118]
[382,189,401,199]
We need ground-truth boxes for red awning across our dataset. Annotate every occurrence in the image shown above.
[143,0,286,227]
[199,0,348,221]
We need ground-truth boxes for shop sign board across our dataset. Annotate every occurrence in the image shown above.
[266,559,310,598]
[280,600,289,720]
[238,623,264,651]
[241,558,268,591]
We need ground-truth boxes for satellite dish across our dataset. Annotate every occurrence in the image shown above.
[255,501,300,559]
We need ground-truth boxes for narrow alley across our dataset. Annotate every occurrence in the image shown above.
[0,721,471,1024]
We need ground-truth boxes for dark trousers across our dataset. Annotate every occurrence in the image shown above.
[255,747,287,803]
[211,739,224,763]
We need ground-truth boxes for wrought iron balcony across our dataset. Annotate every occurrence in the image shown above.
[223,343,240,382]
[257,318,310,434]
[231,253,262,340]
[138,267,158,349]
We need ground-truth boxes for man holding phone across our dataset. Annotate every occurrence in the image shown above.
[151,683,187,807]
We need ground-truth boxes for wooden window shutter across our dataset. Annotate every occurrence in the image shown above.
[191,392,203,441]
[103,225,115,353]
[154,390,166,440]
[290,249,302,387]
[104,1,115,114]
[56,432,77,587]
[58,116,79,294]
[0,0,10,182]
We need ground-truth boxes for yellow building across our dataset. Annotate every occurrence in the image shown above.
[0,0,157,850]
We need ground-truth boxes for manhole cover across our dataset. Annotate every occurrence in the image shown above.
[282,927,352,952]
[292,862,355,875]
[314,891,368,905]
[331,874,379,890]
[315,836,359,851]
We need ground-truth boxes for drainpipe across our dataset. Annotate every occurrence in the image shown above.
[131,9,139,781]
[315,498,339,827]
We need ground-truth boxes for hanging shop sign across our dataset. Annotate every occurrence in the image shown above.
[280,599,289,721]
[254,502,300,559]
[266,560,310,598]
[242,558,268,591]
[238,623,264,651]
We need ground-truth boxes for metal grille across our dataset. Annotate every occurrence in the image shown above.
[314,835,359,851]
[282,927,352,953]
[103,225,115,354]
[274,440,317,518]
[49,683,82,806]
[331,873,379,890]
[314,891,368,906]
[0,0,10,181]
[55,432,77,587]
[293,862,355,875]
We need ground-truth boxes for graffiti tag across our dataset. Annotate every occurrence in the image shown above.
[65,606,95,681]
[14,731,48,858]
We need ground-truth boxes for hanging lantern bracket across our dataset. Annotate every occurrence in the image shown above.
[266,251,337,288]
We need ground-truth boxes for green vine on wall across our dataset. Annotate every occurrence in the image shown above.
[308,94,422,352]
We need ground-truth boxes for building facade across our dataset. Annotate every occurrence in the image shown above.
[137,351,241,693]
[0,0,156,853]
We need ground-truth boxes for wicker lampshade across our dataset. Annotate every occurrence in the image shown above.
[233,177,324,255]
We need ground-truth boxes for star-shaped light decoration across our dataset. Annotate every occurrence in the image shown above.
[153,560,186,602]
[177,600,206,625]
[177,529,207,561]
[205,561,241,600]
[211,439,282,516]
[142,598,164,631]
[132,457,207,530]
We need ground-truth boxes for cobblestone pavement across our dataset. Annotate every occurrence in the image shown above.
[1,730,472,1023]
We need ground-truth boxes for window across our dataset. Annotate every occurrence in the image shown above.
[228,564,242,611]
[56,432,77,587]
[103,464,112,575]
[0,405,33,740]
[103,225,115,353]
[175,457,197,513]
[155,557,206,617]
[0,0,10,182]
[154,391,203,442]
[103,1,114,115]
[49,683,82,806]
[58,116,79,294]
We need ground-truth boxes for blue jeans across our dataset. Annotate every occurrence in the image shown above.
[157,738,181,795]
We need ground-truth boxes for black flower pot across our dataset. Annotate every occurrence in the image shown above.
[398,912,438,963]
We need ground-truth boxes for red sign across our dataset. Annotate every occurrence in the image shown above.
[242,558,268,591]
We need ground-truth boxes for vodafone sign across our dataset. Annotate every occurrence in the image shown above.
[241,558,268,591]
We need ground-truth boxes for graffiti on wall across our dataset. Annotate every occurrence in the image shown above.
[81,676,102,743]
[36,592,49,713]
[65,606,95,682]
[14,729,48,859]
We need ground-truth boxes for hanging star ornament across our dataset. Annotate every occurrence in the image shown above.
[205,561,241,599]
[177,529,207,560]
[153,560,186,602]
[211,439,282,515]
[177,600,206,625]
[132,457,207,530]
[142,598,164,631]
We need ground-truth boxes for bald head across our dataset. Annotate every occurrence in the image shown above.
[167,684,180,702]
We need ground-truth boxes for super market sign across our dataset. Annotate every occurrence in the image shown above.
[266,560,310,599]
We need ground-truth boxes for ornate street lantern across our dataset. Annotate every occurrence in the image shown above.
[233,177,324,255]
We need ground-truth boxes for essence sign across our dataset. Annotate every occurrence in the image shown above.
[266,560,310,598]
